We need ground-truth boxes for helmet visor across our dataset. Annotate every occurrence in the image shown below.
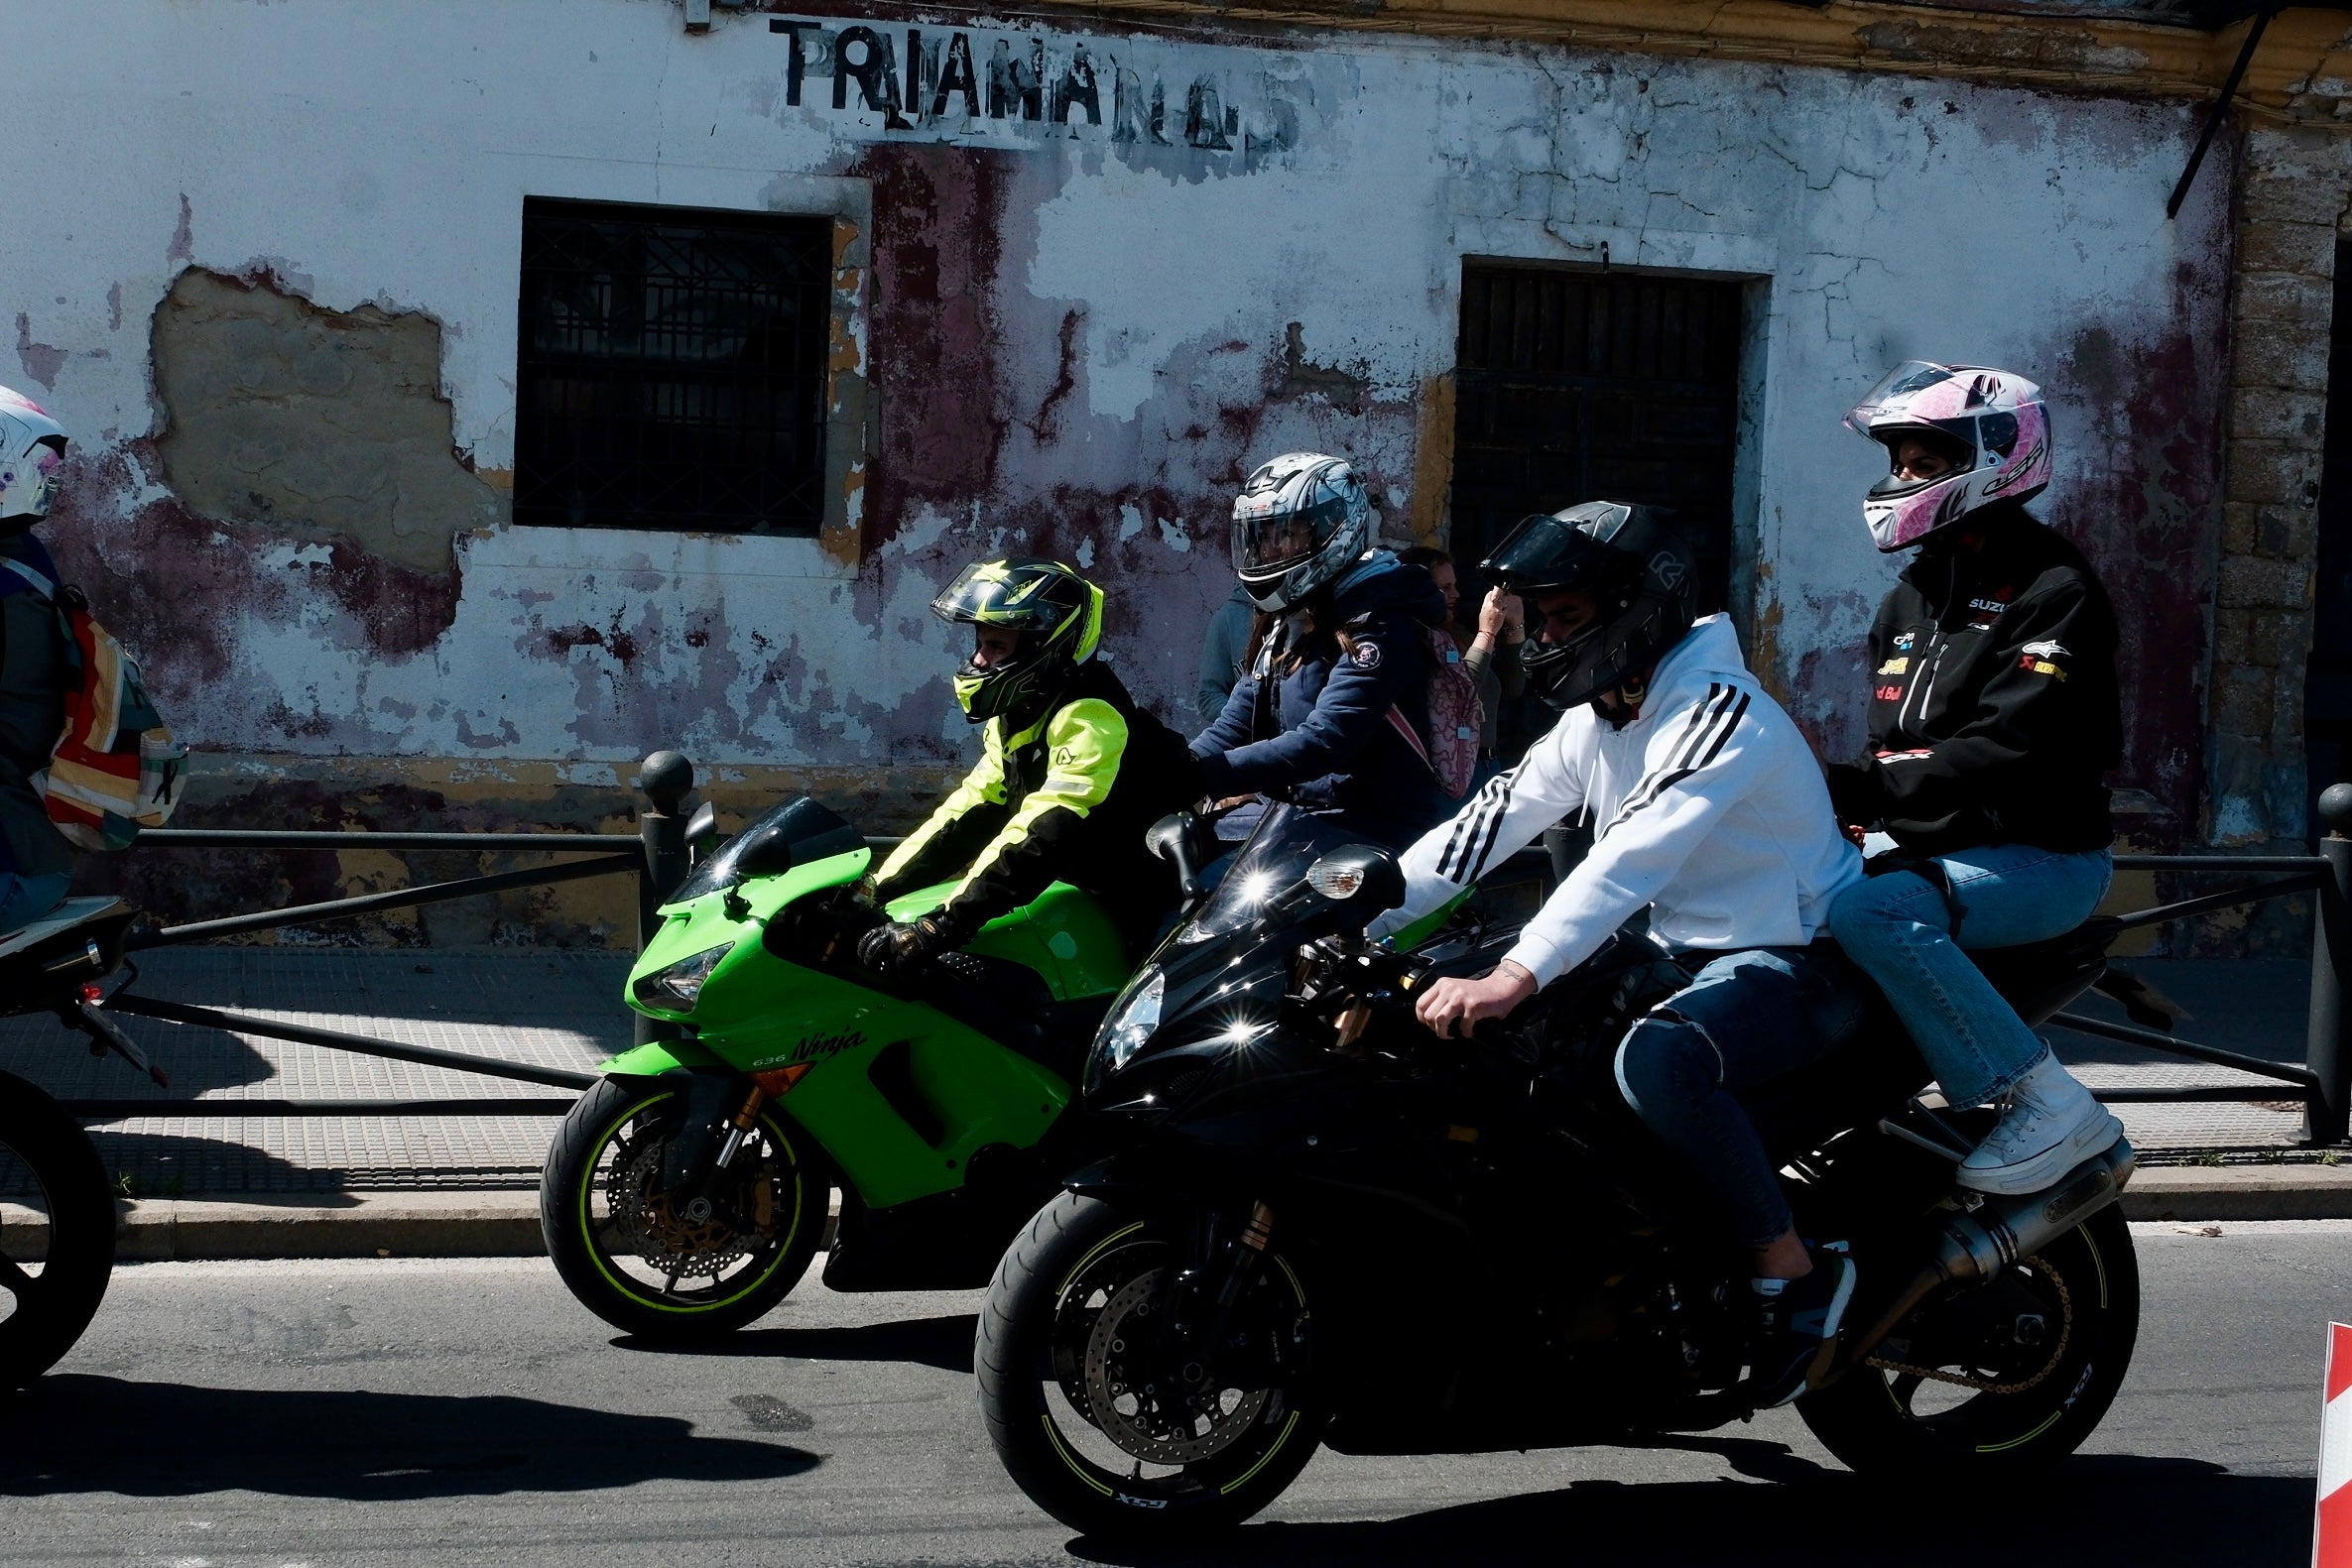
[930,560,1072,630]
[1844,361,1959,436]
[1233,493,1349,576]
[1479,512,1630,596]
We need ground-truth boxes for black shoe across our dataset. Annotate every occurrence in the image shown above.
[1743,1246,1856,1409]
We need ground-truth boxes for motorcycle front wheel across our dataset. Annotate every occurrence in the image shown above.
[976,1191,1327,1539]
[1799,1203,2139,1474]
[540,1075,828,1338]
[0,1070,117,1389]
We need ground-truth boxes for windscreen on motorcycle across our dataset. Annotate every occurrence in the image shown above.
[667,796,867,905]
[1170,804,1365,946]
[1092,805,1400,1094]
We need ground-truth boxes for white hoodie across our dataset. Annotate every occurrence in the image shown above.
[1373,615,1863,985]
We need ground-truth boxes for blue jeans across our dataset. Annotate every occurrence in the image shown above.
[1830,845,2113,1108]
[1613,944,1873,1250]
[0,870,69,935]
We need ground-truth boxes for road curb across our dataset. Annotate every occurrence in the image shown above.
[2121,1165,2352,1222]
[27,1168,2340,1261]
[95,1191,846,1261]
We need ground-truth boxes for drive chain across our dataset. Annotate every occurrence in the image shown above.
[1862,1256,2073,1394]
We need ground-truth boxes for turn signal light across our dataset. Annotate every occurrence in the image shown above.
[750,1064,812,1097]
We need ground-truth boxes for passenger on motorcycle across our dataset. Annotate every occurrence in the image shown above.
[0,387,73,936]
[1827,361,2126,1195]
[861,557,1195,972]
[1190,453,1453,853]
[1372,502,1868,1408]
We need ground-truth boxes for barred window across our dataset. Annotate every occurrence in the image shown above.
[514,198,832,535]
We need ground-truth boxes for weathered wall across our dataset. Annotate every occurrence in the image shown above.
[7,0,2232,938]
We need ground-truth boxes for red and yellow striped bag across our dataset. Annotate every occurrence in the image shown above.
[0,556,186,851]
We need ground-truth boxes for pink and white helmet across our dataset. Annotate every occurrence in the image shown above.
[0,385,67,529]
[1844,361,2051,551]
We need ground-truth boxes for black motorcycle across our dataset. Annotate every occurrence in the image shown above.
[976,805,2142,1537]
[0,897,158,1389]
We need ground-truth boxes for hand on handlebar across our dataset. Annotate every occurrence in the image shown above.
[1415,961,1538,1040]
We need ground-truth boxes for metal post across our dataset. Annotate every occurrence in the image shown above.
[2308,783,2352,1146]
[636,750,694,1045]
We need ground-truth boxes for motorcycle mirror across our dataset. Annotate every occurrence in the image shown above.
[1301,846,1405,915]
[685,801,721,859]
[1147,812,1204,904]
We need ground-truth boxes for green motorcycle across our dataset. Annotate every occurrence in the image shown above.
[538,796,1136,1338]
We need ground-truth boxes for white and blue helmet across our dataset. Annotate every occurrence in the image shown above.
[1229,451,1374,612]
[0,386,66,531]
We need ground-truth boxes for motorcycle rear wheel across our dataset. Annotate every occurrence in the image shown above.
[541,1075,827,1338]
[976,1192,1326,1539]
[0,1070,116,1389]
[1798,1203,2139,1475]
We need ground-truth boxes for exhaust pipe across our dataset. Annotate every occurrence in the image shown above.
[1837,1139,2137,1374]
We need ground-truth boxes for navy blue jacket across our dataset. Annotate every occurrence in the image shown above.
[1190,554,1451,850]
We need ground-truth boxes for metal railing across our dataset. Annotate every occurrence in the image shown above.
[40,756,2352,1149]
[52,751,719,1119]
[2043,782,2352,1146]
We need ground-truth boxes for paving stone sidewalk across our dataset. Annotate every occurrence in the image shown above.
[0,950,2330,1199]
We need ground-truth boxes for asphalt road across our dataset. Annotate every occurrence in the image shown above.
[4,1221,2345,1567]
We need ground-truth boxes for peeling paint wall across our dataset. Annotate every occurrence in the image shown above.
[10,1,2232,939]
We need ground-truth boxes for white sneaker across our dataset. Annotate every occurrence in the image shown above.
[1955,1055,2124,1196]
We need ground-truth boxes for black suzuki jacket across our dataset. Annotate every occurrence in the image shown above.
[1825,504,2121,857]
[873,659,1194,959]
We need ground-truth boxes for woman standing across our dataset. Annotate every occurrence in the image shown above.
[1400,544,1528,790]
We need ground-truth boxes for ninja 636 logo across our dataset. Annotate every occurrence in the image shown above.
[757,1029,866,1068]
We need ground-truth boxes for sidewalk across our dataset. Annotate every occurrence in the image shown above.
[1,949,2346,1256]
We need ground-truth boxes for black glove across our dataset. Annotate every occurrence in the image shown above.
[857,914,950,974]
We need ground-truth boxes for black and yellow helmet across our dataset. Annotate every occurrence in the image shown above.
[930,557,1105,724]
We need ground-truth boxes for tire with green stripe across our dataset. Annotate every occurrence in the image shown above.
[1797,1203,2139,1475]
[540,1075,826,1339]
[976,1191,1326,1538]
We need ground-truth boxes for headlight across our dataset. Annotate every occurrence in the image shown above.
[1094,968,1165,1079]
[632,943,731,1011]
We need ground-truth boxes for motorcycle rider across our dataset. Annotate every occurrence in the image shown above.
[1827,362,2126,1194]
[1372,502,1868,1408]
[0,387,73,936]
[1192,453,1452,851]
[861,557,1194,972]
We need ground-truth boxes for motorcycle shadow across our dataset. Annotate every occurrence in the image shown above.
[612,1312,979,1375]
[1067,1450,2307,1568]
[0,1374,819,1501]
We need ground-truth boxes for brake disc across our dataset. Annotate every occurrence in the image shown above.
[1081,1268,1269,1464]
[606,1141,752,1281]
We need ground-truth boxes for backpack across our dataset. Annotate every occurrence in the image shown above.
[1381,627,1483,799]
[0,555,186,850]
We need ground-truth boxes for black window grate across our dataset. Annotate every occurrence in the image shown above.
[514,198,832,535]
[1451,264,1745,613]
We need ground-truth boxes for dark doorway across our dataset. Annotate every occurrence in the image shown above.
[2307,239,2352,838]
[1449,263,1746,611]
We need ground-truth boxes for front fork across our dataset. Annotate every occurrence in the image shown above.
[1155,1200,1279,1391]
[658,1069,775,1224]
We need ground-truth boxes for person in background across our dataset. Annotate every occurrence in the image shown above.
[1400,544,1528,788]
[0,387,74,935]
[1190,452,1451,851]
[1194,580,1257,725]
[1827,360,2125,1196]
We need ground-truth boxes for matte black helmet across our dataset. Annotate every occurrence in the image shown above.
[930,557,1105,724]
[1482,501,1698,711]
